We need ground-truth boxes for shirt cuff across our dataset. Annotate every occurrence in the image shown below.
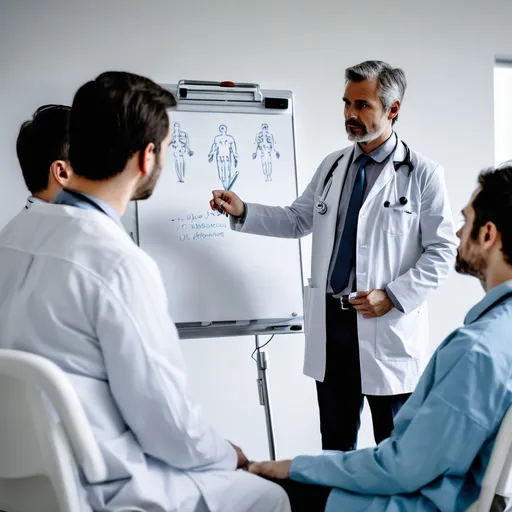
[385,285,404,313]
[290,455,322,484]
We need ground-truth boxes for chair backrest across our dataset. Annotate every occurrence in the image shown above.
[0,349,107,512]
[475,404,512,511]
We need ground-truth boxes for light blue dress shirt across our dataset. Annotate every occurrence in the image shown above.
[290,280,512,511]
[51,188,123,227]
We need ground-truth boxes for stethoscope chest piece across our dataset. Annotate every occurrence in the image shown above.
[315,153,344,215]
[315,200,328,215]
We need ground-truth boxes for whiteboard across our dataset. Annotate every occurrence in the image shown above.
[131,85,304,337]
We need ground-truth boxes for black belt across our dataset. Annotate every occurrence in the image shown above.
[327,294,354,311]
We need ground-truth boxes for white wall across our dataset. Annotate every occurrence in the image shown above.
[1,0,512,462]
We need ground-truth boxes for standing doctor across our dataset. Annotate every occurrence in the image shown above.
[210,60,458,452]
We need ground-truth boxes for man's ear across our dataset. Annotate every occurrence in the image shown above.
[388,99,401,122]
[481,221,499,248]
[139,142,156,175]
[50,160,71,187]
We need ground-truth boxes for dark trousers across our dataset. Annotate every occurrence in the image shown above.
[267,478,331,512]
[315,295,411,451]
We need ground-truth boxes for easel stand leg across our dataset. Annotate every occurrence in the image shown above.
[255,334,276,460]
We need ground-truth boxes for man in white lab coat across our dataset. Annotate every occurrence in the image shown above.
[210,61,458,452]
[0,71,290,512]
[16,104,73,208]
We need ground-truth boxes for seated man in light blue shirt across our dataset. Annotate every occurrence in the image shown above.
[249,162,512,512]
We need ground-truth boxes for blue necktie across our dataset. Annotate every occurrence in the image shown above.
[330,155,369,294]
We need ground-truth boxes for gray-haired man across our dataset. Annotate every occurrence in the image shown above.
[210,60,457,451]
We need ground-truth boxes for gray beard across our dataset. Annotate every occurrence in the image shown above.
[346,113,389,143]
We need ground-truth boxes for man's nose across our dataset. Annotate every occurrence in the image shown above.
[345,105,357,120]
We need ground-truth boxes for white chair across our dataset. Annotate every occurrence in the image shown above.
[0,348,107,512]
[466,404,512,511]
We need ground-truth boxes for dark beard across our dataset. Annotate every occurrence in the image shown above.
[132,163,162,201]
[455,251,485,280]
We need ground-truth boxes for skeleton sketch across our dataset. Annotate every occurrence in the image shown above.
[207,124,239,190]
[252,123,280,182]
[171,122,194,183]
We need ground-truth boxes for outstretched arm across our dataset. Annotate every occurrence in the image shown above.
[263,334,505,496]
[226,153,334,238]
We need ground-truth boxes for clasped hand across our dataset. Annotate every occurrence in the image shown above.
[248,460,292,479]
[349,289,394,319]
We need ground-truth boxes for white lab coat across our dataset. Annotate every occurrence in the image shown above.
[232,137,457,395]
[0,203,290,512]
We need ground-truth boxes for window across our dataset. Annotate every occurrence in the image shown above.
[494,61,512,165]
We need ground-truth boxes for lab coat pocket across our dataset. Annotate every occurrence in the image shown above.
[376,307,421,361]
[380,207,417,236]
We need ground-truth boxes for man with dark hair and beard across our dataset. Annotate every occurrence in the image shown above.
[0,72,291,512]
[247,162,512,512]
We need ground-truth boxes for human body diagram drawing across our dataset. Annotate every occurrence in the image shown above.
[252,123,280,182]
[171,122,194,183]
[207,124,239,190]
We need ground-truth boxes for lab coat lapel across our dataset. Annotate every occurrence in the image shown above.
[324,147,353,239]
[312,147,353,285]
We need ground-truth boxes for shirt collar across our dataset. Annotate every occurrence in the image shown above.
[25,195,47,209]
[464,279,512,324]
[353,131,397,164]
[52,188,122,226]
[78,191,121,224]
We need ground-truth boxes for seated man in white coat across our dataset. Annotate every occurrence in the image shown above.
[16,103,73,208]
[0,71,290,512]
[248,163,512,511]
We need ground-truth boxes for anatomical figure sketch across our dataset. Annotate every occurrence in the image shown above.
[171,122,194,183]
[207,124,239,190]
[252,123,280,182]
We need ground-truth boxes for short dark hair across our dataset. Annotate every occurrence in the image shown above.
[69,71,176,180]
[472,162,512,264]
[345,60,407,125]
[16,104,71,195]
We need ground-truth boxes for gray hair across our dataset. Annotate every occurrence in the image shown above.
[345,60,407,124]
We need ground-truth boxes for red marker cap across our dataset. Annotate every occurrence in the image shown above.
[220,81,235,87]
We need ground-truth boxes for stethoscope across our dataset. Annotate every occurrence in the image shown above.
[315,139,414,215]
